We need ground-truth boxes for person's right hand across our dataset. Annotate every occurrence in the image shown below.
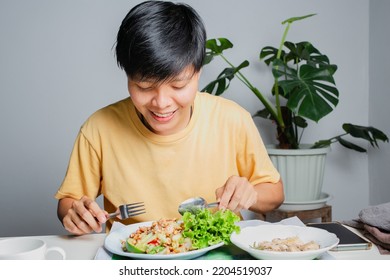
[61,196,107,235]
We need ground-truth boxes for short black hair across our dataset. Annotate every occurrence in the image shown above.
[115,1,206,82]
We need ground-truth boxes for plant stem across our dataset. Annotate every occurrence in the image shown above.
[298,127,305,144]
[327,133,349,142]
[220,54,280,122]
[220,54,252,88]
[277,23,291,59]
[273,22,292,132]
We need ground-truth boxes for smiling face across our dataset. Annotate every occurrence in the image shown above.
[128,67,200,136]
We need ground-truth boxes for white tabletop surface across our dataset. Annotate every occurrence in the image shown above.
[1,223,389,260]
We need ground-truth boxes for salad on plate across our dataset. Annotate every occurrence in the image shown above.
[121,209,240,255]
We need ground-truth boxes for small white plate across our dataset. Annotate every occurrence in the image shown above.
[231,224,339,260]
[278,193,332,211]
[104,221,224,260]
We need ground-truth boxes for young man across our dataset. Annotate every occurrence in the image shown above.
[55,1,284,235]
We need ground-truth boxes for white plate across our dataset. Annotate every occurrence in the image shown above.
[278,192,332,211]
[104,221,224,260]
[230,224,339,260]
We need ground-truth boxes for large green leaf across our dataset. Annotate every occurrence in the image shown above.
[261,41,329,66]
[261,40,338,124]
[206,38,233,54]
[337,137,367,152]
[342,123,389,147]
[312,123,389,151]
[253,108,272,120]
[260,46,282,65]
[202,60,250,95]
[284,41,330,65]
[204,38,234,66]
[272,59,339,122]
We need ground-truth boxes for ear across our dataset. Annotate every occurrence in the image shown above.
[193,69,202,82]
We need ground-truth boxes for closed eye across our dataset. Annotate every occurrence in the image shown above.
[136,85,154,91]
[171,82,189,90]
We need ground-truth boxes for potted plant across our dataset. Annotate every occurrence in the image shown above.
[202,14,388,206]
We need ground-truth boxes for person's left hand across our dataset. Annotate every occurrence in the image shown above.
[215,175,258,213]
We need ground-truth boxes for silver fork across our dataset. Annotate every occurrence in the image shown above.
[107,202,146,220]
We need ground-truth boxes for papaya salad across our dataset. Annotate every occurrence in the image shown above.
[121,209,240,254]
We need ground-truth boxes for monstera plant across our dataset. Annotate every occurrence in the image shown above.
[203,14,388,151]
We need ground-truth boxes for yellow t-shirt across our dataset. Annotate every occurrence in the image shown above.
[55,92,280,229]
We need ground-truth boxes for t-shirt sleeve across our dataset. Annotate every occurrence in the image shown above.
[237,112,281,185]
[54,130,102,200]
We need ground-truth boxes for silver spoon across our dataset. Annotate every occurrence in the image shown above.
[178,197,219,215]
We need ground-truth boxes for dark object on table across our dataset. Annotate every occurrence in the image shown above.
[307,221,371,251]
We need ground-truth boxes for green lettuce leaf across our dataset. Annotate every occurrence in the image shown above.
[182,209,240,249]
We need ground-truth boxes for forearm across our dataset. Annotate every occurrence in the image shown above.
[250,179,284,214]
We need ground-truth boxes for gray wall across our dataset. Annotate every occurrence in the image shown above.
[0,0,389,237]
[369,0,390,205]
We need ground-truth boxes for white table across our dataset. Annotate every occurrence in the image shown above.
[8,233,107,260]
[2,224,388,260]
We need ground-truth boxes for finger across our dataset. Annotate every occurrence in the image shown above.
[227,187,242,212]
[243,189,257,209]
[225,177,254,212]
[218,176,238,210]
[74,198,103,233]
[237,183,258,211]
[71,209,95,234]
[232,191,251,212]
[63,216,83,235]
[63,209,93,235]
[83,197,107,224]
[215,186,224,202]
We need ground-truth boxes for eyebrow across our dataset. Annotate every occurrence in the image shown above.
[136,74,193,85]
[169,75,192,82]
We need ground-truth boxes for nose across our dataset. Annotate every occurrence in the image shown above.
[151,87,171,108]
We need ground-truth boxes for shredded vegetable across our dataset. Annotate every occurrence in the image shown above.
[182,209,241,249]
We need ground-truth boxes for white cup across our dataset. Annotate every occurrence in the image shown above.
[0,238,66,260]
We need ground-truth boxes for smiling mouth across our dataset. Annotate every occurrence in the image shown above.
[150,109,177,122]
[152,111,175,118]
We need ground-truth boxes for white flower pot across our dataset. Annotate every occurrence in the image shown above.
[266,144,330,202]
